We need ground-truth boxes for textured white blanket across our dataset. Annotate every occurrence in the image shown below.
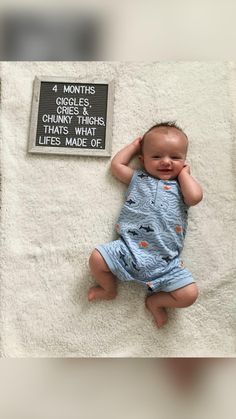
[1,62,235,356]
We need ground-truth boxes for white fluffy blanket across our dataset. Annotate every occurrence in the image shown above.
[1,62,235,356]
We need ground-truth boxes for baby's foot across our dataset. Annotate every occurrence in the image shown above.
[145,296,168,328]
[88,285,117,301]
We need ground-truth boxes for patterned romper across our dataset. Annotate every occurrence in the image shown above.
[96,169,195,292]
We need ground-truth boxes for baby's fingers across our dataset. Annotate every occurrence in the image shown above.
[132,137,143,149]
[183,163,191,174]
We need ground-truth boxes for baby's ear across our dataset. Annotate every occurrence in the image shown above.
[139,155,144,166]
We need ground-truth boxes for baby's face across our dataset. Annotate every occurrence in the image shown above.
[140,128,188,180]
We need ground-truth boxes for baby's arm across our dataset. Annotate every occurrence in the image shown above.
[178,165,203,206]
[111,137,142,184]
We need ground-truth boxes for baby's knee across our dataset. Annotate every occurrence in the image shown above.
[89,249,101,268]
[185,284,198,306]
[171,283,198,307]
[89,249,109,272]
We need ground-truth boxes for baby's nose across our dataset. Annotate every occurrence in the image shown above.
[161,157,171,166]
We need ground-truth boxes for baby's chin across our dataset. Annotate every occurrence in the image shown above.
[159,175,177,180]
[149,171,178,180]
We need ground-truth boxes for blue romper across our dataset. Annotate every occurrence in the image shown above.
[96,169,195,292]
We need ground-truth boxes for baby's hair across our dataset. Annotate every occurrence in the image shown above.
[140,121,188,154]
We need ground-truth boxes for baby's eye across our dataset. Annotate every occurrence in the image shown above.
[171,157,181,160]
[152,156,161,159]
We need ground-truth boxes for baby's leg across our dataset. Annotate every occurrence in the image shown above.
[88,249,117,301]
[145,283,198,328]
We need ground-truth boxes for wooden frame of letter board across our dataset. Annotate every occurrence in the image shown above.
[28,76,115,157]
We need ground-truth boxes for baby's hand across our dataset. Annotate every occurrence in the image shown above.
[179,163,191,176]
[131,137,143,153]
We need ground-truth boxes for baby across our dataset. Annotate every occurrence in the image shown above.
[88,122,203,327]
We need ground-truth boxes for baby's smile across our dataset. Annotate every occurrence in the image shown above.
[156,169,175,180]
